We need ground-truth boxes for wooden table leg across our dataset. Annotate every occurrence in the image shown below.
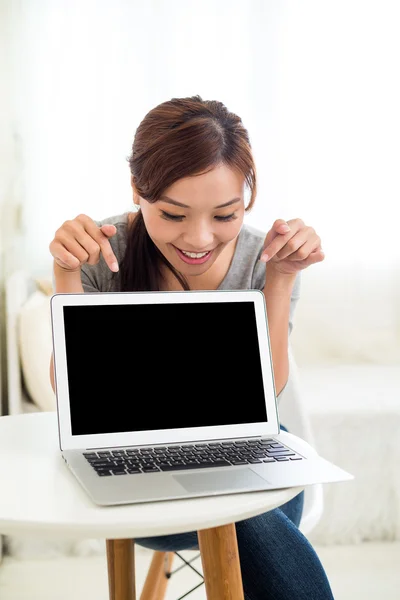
[106,539,136,600]
[198,523,244,600]
[140,551,174,600]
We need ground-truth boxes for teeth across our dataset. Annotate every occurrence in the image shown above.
[181,250,209,258]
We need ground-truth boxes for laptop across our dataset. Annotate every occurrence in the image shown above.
[50,289,353,506]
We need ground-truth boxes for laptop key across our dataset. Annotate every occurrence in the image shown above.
[160,460,231,471]
[267,451,296,457]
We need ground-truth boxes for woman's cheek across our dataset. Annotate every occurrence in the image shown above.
[143,214,171,240]
[220,220,243,242]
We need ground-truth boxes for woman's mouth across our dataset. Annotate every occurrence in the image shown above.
[174,246,214,265]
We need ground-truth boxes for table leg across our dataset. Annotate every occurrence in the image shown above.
[106,539,136,600]
[139,550,174,600]
[198,523,244,600]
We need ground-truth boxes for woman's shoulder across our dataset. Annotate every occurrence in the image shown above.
[241,222,266,240]
[94,211,132,230]
[219,223,266,290]
[237,223,266,256]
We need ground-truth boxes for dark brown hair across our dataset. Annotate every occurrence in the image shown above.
[119,95,257,291]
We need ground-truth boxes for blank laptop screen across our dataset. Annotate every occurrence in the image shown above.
[62,301,268,436]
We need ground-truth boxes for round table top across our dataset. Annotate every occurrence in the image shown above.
[0,412,305,540]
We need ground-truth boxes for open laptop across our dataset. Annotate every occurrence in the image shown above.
[50,289,353,506]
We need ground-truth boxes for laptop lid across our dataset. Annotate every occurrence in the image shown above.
[50,289,280,451]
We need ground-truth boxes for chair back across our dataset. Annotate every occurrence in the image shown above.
[277,343,324,535]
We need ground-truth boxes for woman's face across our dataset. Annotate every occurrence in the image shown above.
[135,164,246,278]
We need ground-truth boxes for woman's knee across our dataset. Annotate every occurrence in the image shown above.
[235,509,334,599]
[279,489,304,527]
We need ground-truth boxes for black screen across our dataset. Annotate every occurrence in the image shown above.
[63,301,268,436]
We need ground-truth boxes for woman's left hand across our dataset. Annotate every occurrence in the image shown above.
[260,218,325,276]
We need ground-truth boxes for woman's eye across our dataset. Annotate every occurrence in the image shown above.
[161,211,185,221]
[215,214,237,222]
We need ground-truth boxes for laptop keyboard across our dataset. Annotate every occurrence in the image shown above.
[83,438,304,477]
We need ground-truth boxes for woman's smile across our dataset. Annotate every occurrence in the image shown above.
[173,245,214,265]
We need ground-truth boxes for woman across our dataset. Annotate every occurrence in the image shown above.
[49,95,331,599]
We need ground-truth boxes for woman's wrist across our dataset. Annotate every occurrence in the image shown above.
[53,261,84,293]
[263,264,297,296]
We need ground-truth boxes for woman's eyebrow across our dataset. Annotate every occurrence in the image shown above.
[159,196,241,209]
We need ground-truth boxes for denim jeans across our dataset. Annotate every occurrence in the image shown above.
[135,425,334,600]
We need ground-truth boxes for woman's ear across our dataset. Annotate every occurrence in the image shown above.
[130,176,140,208]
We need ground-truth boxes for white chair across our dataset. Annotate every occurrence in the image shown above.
[278,343,324,535]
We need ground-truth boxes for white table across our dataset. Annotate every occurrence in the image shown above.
[0,412,305,599]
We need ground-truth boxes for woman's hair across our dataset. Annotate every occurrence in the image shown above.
[119,94,257,291]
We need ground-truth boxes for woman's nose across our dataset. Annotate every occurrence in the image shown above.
[182,221,214,249]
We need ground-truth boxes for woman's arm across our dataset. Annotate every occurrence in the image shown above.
[48,216,119,392]
[260,217,324,397]
[50,262,85,392]
[263,266,297,397]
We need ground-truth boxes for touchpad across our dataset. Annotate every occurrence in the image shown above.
[174,468,269,494]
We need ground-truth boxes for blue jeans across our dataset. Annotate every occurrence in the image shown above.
[135,425,334,600]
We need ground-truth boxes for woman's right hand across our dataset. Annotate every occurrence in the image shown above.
[49,214,119,273]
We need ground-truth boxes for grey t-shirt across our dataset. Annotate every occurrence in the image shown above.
[80,212,301,398]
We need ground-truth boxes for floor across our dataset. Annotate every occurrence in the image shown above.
[0,542,399,599]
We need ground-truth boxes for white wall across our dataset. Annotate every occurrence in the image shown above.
[2,0,400,365]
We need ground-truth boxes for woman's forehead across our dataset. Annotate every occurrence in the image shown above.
[162,165,245,207]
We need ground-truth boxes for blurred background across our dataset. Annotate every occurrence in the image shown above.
[0,1,399,599]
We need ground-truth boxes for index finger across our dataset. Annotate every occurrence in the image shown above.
[85,220,119,272]
[260,229,293,262]
[260,231,292,263]
[98,232,119,272]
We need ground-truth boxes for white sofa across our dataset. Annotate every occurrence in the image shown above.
[4,269,400,560]
[298,364,400,545]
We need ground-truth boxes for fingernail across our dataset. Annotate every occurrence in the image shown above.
[260,254,269,263]
[111,262,119,272]
[280,225,290,232]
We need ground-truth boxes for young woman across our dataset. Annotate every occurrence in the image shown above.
[49,95,331,599]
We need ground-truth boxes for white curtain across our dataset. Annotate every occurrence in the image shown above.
[1,0,399,364]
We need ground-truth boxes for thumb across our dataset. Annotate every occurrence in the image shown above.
[100,224,117,238]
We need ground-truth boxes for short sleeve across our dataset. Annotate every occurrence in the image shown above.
[80,265,102,293]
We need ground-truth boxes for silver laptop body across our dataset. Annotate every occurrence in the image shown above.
[50,289,353,506]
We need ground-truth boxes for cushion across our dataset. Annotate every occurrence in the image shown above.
[18,290,56,412]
